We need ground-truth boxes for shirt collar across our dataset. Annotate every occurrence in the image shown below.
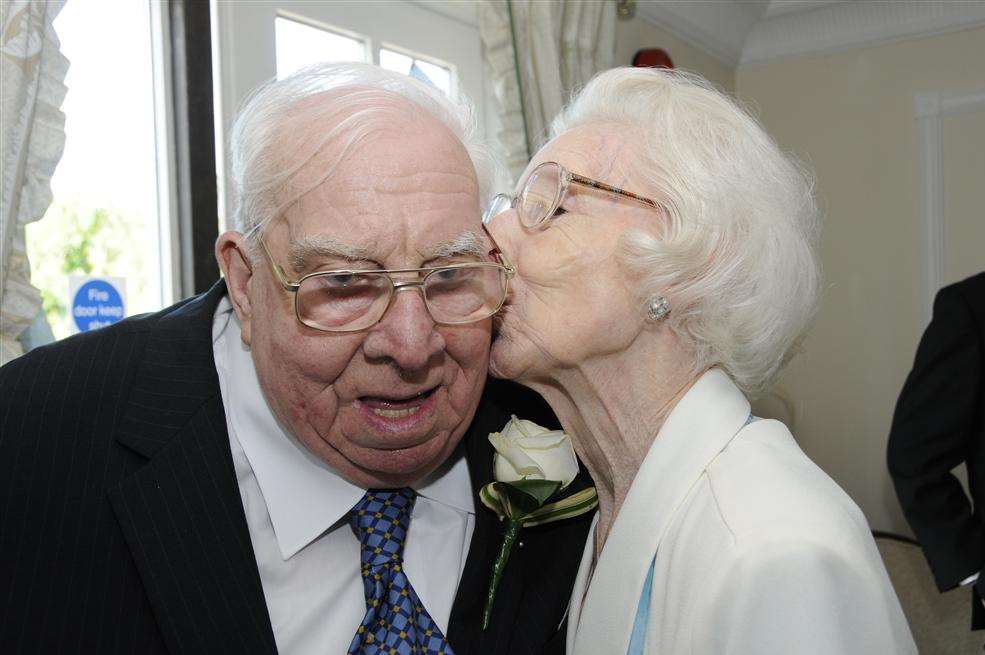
[212,297,474,561]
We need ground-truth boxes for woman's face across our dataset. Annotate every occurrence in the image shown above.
[488,124,663,382]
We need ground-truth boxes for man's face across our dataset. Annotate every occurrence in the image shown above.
[219,107,490,489]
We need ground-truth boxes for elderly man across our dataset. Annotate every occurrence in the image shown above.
[0,64,591,655]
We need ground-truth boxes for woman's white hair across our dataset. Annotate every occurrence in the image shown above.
[551,67,820,395]
[230,62,495,245]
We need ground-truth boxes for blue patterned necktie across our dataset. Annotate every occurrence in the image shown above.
[348,488,455,655]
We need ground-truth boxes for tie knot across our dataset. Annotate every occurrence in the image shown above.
[350,488,416,568]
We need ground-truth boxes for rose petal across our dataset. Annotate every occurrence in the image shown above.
[489,431,546,480]
[516,418,550,438]
[509,431,568,450]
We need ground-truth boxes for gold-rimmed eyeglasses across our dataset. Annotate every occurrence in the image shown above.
[257,236,514,333]
[482,160,662,229]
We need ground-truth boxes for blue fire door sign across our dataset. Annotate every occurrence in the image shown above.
[70,276,126,333]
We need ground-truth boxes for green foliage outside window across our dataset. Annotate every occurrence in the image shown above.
[26,199,151,340]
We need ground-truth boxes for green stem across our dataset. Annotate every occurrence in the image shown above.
[482,519,522,630]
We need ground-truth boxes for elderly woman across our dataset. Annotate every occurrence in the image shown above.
[483,68,916,655]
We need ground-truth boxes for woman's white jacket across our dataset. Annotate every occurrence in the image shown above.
[566,369,917,655]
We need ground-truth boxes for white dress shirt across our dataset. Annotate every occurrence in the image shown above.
[211,297,475,655]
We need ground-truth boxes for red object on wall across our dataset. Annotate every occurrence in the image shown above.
[632,48,674,69]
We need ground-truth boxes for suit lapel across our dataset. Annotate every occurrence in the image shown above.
[447,388,512,655]
[449,379,593,655]
[109,282,277,655]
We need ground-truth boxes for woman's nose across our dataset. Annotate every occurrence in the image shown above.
[487,208,521,264]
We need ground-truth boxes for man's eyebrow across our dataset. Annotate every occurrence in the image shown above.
[424,230,486,260]
[288,234,373,272]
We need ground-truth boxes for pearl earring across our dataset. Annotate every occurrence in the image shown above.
[646,296,669,321]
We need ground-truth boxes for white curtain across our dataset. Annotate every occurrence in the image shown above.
[0,0,68,364]
[480,0,615,184]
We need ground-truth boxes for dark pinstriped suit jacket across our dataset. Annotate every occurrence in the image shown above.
[0,281,593,655]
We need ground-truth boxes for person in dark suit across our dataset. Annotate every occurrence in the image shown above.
[888,271,985,631]
[0,62,591,655]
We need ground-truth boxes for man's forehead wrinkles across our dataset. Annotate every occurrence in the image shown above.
[320,190,478,223]
[338,189,476,203]
[381,184,476,199]
[345,166,476,189]
[286,225,484,268]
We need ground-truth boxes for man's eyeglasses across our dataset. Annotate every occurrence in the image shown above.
[483,160,662,229]
[257,238,514,333]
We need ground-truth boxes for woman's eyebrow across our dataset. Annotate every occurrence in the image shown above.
[288,234,373,272]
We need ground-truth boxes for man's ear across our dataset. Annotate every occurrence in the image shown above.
[215,231,255,345]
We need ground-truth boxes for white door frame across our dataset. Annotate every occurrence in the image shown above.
[914,88,985,327]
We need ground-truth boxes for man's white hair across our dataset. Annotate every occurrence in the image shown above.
[551,67,821,395]
[230,62,495,245]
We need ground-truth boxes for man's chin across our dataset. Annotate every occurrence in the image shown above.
[332,435,455,489]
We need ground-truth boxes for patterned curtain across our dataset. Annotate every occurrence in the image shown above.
[480,0,615,185]
[0,0,68,364]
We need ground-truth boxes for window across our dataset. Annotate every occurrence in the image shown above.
[272,15,453,95]
[274,15,368,79]
[379,48,452,95]
[26,0,172,340]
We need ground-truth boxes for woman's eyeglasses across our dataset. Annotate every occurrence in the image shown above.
[482,160,662,229]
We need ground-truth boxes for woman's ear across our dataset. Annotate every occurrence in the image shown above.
[215,231,254,345]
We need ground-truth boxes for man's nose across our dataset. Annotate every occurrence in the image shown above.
[362,288,445,370]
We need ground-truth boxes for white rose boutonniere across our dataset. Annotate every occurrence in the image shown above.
[489,417,579,487]
[480,416,598,630]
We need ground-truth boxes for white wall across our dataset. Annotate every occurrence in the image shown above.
[736,26,985,534]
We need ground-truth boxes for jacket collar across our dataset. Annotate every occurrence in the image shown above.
[569,368,751,655]
[113,280,228,459]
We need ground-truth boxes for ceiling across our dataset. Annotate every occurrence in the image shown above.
[635,0,985,67]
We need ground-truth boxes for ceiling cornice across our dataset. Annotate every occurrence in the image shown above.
[763,0,841,19]
[634,1,985,70]
[741,0,985,66]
